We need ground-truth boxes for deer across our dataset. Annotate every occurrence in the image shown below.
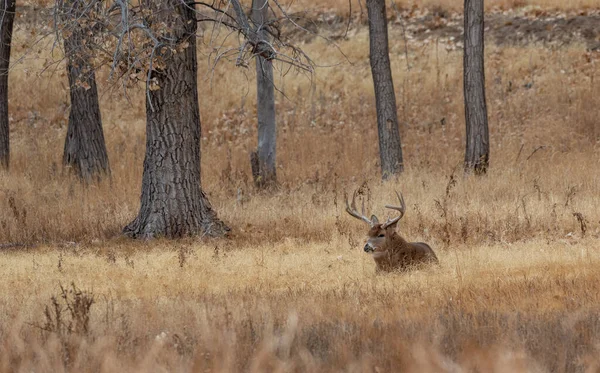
[345,190,438,272]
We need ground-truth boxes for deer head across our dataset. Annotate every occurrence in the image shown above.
[345,190,405,254]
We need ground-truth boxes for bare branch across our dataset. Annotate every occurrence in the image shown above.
[50,0,340,102]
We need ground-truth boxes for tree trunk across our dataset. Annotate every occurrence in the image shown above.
[124,1,228,239]
[463,0,489,174]
[251,0,277,188]
[0,0,15,169]
[62,1,110,182]
[367,0,403,179]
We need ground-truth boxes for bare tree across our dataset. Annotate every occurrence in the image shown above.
[463,0,489,174]
[59,0,110,182]
[367,0,403,179]
[250,0,277,189]
[0,0,15,169]
[54,0,314,238]
[122,0,228,238]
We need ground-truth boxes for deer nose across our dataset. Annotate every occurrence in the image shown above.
[364,243,374,252]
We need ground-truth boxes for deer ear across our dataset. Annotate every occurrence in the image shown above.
[371,215,379,225]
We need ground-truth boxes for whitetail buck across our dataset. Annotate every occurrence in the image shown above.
[345,190,438,272]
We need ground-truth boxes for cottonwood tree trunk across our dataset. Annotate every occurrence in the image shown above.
[463,0,489,174]
[250,0,276,188]
[367,0,403,179]
[62,0,110,182]
[124,1,228,239]
[0,0,15,169]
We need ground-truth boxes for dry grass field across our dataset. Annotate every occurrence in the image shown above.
[1,1,600,372]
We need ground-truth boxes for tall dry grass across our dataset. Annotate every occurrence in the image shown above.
[1,237,600,372]
[2,25,598,244]
[0,6,600,372]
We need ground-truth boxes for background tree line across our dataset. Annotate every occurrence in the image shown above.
[0,0,489,239]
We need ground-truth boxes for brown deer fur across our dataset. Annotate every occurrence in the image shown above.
[365,223,438,272]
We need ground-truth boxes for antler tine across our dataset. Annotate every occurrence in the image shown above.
[345,189,374,226]
[350,190,359,215]
[361,192,366,216]
[382,191,406,228]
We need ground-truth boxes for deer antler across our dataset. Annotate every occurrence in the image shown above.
[382,191,406,229]
[345,190,377,226]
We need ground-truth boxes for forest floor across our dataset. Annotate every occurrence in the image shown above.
[286,8,600,50]
[1,2,600,372]
[17,3,600,49]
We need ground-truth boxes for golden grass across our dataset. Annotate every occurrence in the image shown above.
[1,8,600,371]
[1,236,600,371]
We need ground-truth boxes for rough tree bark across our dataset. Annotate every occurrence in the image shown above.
[124,1,228,239]
[367,0,403,179]
[463,0,490,174]
[62,0,110,182]
[250,0,277,188]
[0,0,15,169]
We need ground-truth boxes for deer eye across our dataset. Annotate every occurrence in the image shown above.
[378,234,385,238]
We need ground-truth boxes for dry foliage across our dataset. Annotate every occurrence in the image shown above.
[26,0,600,10]
[296,0,600,14]
[1,2,600,371]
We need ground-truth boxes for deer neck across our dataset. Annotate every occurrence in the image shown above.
[388,232,411,252]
